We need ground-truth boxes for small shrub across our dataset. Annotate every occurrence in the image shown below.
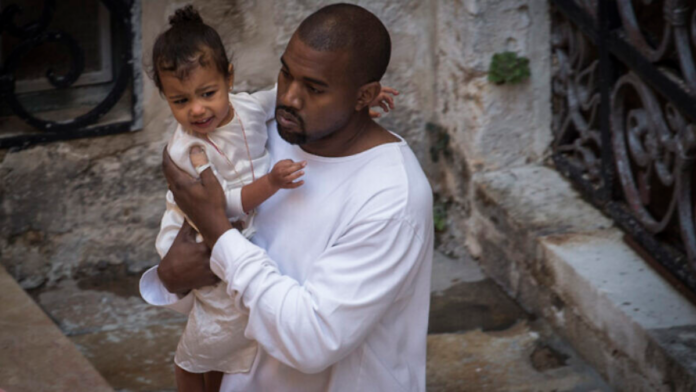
[426,122,451,163]
[488,51,530,85]
[433,202,448,232]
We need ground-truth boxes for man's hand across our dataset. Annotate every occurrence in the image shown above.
[269,159,306,190]
[158,220,219,295]
[163,146,232,248]
[369,86,399,118]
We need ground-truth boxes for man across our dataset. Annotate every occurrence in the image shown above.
[141,4,433,391]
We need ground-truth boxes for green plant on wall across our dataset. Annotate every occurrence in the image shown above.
[433,202,448,232]
[488,51,530,85]
[426,122,451,163]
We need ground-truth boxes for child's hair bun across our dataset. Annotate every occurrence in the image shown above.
[169,5,203,27]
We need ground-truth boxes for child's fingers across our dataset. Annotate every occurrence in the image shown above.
[282,162,306,175]
[379,101,390,113]
[381,87,399,96]
[285,170,305,182]
[286,180,304,189]
[382,94,395,109]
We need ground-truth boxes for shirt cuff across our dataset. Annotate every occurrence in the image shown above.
[210,229,250,280]
[139,265,194,314]
[225,186,245,220]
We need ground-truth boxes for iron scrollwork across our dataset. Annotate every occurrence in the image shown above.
[617,0,696,93]
[553,0,696,293]
[552,10,602,184]
[0,0,136,137]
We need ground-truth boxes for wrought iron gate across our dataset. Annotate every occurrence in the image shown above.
[552,0,696,295]
[0,0,142,149]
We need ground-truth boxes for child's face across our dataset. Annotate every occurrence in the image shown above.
[160,64,234,134]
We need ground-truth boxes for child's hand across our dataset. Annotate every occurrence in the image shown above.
[269,159,306,190]
[369,86,399,118]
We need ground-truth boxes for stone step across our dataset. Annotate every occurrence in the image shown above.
[23,250,610,392]
[468,165,696,392]
[0,265,113,392]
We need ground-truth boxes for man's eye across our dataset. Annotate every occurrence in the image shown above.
[281,69,290,78]
[307,85,323,94]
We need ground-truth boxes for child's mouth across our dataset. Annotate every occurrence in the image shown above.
[191,117,213,128]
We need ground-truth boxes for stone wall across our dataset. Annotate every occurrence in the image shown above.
[0,0,549,289]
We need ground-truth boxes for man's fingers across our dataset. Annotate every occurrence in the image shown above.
[163,147,195,188]
[178,220,198,243]
[190,145,209,169]
[199,164,217,187]
[380,102,389,113]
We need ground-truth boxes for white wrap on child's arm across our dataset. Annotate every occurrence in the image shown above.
[225,185,245,220]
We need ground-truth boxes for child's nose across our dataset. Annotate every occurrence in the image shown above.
[190,102,206,116]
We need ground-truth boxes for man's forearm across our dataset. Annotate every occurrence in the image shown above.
[157,221,221,293]
[199,215,233,250]
[209,219,424,374]
[157,256,193,295]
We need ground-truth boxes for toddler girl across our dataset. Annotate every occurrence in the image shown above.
[148,6,304,392]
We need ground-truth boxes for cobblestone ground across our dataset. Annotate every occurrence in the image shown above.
[29,252,612,392]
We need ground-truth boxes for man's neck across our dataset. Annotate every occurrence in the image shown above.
[299,112,399,158]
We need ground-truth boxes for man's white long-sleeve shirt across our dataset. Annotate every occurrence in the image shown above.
[140,121,434,391]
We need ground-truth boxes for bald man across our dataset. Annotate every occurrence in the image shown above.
[141,4,433,391]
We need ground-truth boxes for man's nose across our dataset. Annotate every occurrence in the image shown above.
[280,81,303,111]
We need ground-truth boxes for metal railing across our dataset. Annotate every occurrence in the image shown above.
[0,0,141,149]
[552,0,696,295]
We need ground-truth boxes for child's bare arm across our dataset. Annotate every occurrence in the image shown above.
[241,159,306,213]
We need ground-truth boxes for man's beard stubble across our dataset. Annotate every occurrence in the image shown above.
[275,106,307,145]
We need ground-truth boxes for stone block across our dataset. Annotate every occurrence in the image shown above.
[468,164,696,392]
[0,266,113,392]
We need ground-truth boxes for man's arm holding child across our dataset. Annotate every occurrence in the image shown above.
[159,148,431,374]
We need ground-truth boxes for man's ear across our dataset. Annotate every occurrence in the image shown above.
[355,81,381,111]
[227,63,235,91]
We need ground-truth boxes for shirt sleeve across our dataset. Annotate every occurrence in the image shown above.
[251,84,277,122]
[225,186,245,220]
[154,190,184,259]
[139,190,194,314]
[209,218,426,374]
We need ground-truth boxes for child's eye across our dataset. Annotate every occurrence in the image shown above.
[173,98,188,105]
[202,90,217,98]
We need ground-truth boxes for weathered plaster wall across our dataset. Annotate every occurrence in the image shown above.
[0,0,550,290]
[428,0,551,258]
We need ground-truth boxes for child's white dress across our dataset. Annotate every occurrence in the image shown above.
[155,87,275,374]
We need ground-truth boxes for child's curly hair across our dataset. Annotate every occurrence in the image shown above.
[150,5,231,91]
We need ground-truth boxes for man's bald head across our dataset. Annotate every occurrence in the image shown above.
[296,3,391,85]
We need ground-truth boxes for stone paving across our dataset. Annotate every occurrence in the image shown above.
[22,252,612,392]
